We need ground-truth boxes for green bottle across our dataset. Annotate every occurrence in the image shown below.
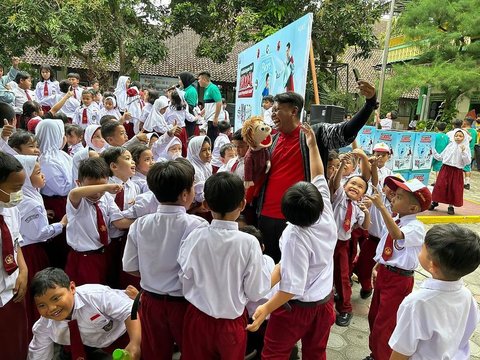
[112,349,131,360]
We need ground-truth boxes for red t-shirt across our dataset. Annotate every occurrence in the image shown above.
[261,126,305,219]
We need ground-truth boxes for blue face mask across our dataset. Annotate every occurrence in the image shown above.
[0,189,23,208]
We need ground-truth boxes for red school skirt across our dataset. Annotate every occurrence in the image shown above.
[432,164,464,207]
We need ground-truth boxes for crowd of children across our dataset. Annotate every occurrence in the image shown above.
[0,64,479,360]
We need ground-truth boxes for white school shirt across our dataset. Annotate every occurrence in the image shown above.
[225,156,245,180]
[98,107,122,120]
[164,107,195,128]
[131,173,149,193]
[374,214,425,270]
[73,103,101,129]
[28,284,132,360]
[66,195,123,252]
[368,185,392,239]
[211,133,231,168]
[108,177,140,239]
[71,86,84,101]
[178,219,271,319]
[41,93,80,119]
[332,187,366,241]
[279,175,338,301]
[246,254,277,317]
[123,205,207,296]
[139,102,152,126]
[263,107,274,128]
[18,198,63,247]
[34,80,60,101]
[389,278,479,359]
[10,83,36,114]
[68,142,85,157]
[121,191,159,219]
[380,118,393,130]
[0,207,21,307]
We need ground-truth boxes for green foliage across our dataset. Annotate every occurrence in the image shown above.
[0,0,170,77]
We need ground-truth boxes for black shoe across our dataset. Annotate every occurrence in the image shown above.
[335,312,353,327]
[362,356,374,360]
[334,291,339,302]
[360,288,373,299]
[428,202,439,211]
[430,182,435,186]
[448,206,455,215]
[464,184,470,190]
[244,350,257,360]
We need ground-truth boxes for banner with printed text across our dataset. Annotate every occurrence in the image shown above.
[234,13,313,129]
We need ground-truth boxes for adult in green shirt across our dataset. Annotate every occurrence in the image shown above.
[178,71,199,137]
[198,71,224,146]
[463,117,477,190]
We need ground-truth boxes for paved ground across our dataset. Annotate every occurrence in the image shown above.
[323,170,480,360]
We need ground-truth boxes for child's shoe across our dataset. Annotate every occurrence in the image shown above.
[447,206,454,215]
[336,312,353,327]
[428,202,438,211]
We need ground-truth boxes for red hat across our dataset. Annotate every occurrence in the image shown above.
[384,176,432,212]
[27,118,42,133]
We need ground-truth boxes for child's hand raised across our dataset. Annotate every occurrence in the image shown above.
[365,187,384,209]
[357,201,370,214]
[1,119,16,140]
[301,123,317,149]
[106,183,123,194]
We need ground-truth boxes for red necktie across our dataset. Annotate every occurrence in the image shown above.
[382,218,401,261]
[73,88,77,99]
[231,159,240,173]
[25,90,31,101]
[68,319,87,360]
[114,187,125,211]
[0,214,18,275]
[343,200,353,232]
[93,202,109,247]
[82,108,88,124]
[43,82,49,97]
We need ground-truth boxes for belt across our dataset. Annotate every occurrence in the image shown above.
[385,264,414,277]
[144,291,186,302]
[284,293,331,311]
[75,247,105,255]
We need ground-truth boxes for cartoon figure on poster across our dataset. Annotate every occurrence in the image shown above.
[392,133,414,171]
[357,126,376,154]
[235,14,313,129]
[413,133,435,170]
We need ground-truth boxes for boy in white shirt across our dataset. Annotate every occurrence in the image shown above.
[73,89,101,128]
[10,71,35,116]
[372,142,393,187]
[123,159,208,360]
[211,120,231,172]
[216,143,236,173]
[247,123,338,359]
[178,171,270,359]
[364,176,432,360]
[389,224,480,360]
[28,267,141,360]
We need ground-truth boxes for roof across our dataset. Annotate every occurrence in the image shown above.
[22,29,251,83]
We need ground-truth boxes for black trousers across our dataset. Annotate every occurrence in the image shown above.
[258,215,287,263]
[207,121,219,148]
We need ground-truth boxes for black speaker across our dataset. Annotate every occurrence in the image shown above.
[310,105,345,124]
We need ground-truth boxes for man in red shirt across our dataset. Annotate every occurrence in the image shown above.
[258,81,376,262]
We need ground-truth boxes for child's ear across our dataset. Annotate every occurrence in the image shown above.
[75,180,81,187]
[110,162,117,172]
[201,200,210,211]
[239,198,246,212]
[69,281,76,295]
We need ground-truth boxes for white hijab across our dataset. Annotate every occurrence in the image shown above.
[15,155,44,206]
[143,96,169,133]
[441,128,472,166]
[187,135,212,183]
[84,124,108,153]
[154,136,182,162]
[114,76,130,111]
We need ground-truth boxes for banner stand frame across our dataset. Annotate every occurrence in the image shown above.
[309,42,320,105]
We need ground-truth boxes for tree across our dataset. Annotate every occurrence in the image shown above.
[386,0,480,122]
[0,0,171,78]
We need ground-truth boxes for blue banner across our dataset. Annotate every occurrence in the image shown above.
[234,14,313,129]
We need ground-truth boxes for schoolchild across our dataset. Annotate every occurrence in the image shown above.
[34,65,60,111]
[216,143,236,173]
[178,171,270,359]
[67,72,83,101]
[28,267,141,360]
[123,159,208,359]
[72,89,101,129]
[128,144,154,193]
[331,153,370,326]
[246,123,337,359]
[389,224,480,360]
[64,157,132,285]
[364,176,431,360]
[211,120,232,173]
[65,124,84,157]
[0,152,29,360]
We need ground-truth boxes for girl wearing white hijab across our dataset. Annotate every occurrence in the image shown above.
[114,76,130,112]
[143,96,170,134]
[127,86,143,134]
[35,119,73,268]
[15,155,67,332]
[99,96,122,119]
[431,128,472,214]
[187,135,213,204]
[72,125,107,182]
[152,135,183,162]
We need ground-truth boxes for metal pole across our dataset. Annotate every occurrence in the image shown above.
[309,43,320,104]
[377,0,396,114]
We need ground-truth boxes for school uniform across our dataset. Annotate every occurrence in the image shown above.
[165,106,196,156]
[389,278,479,359]
[211,133,231,170]
[0,207,29,360]
[67,142,85,157]
[368,213,425,360]
[121,191,160,219]
[262,175,337,359]
[99,107,122,120]
[178,219,270,360]
[123,205,207,360]
[70,86,83,102]
[226,156,245,180]
[139,102,152,127]
[73,102,101,129]
[356,185,391,292]
[9,82,36,115]
[36,120,74,269]
[332,187,365,314]
[107,177,140,289]
[131,173,149,193]
[151,134,181,162]
[187,136,213,204]
[34,80,60,109]
[28,284,133,360]
[41,93,80,120]
[64,194,124,286]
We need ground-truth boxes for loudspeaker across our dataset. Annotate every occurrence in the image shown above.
[310,105,345,125]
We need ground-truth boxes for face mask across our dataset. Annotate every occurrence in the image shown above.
[0,189,23,208]
[168,150,182,160]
